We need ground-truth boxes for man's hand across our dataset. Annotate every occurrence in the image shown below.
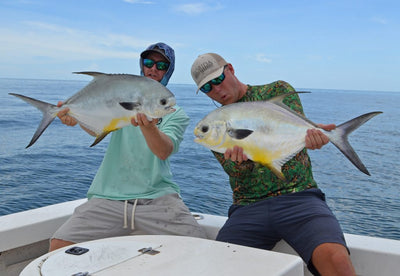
[224,145,248,164]
[131,113,173,160]
[131,113,158,128]
[305,124,336,150]
[57,101,78,126]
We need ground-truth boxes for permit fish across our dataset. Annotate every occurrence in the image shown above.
[194,92,382,180]
[10,72,176,148]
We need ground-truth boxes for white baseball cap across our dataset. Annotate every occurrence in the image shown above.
[191,53,227,93]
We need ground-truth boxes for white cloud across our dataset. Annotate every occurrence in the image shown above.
[174,2,223,15]
[256,54,272,63]
[0,21,151,62]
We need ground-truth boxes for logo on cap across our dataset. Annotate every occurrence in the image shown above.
[193,60,213,79]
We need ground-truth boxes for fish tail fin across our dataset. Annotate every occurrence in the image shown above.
[9,93,58,148]
[328,111,382,175]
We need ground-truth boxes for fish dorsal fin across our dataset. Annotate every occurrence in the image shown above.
[90,131,111,147]
[73,71,108,78]
[227,128,254,140]
[119,102,141,111]
[268,91,309,109]
[267,91,319,127]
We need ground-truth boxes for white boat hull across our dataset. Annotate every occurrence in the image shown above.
[1,199,400,275]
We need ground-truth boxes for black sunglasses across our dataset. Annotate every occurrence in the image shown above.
[200,65,227,93]
[143,58,169,71]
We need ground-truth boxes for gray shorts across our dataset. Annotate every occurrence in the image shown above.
[52,193,207,243]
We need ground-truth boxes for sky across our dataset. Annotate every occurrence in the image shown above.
[0,0,399,92]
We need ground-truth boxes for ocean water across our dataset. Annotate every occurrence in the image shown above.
[0,78,399,241]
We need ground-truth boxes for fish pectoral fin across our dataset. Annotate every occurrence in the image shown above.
[119,102,141,111]
[90,132,111,147]
[227,128,254,140]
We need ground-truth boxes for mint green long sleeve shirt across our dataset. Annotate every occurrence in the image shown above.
[87,105,189,200]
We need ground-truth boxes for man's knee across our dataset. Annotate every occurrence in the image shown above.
[49,238,75,252]
[311,243,355,275]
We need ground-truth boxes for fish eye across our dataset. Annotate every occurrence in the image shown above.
[160,99,167,106]
[201,125,209,133]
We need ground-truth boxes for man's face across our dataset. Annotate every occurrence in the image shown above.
[142,52,169,82]
[203,64,240,105]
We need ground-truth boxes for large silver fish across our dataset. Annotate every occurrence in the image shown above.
[10,72,176,148]
[194,92,382,180]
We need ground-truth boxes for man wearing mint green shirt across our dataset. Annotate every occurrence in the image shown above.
[50,42,206,251]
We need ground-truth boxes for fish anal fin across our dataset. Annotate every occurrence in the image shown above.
[258,160,286,181]
[227,129,253,140]
[270,166,286,181]
[90,132,111,147]
[253,149,301,182]
[250,150,286,181]
[119,102,141,111]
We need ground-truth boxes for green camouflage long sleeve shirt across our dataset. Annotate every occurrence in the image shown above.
[213,81,318,205]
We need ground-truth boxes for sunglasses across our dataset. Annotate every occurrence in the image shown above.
[200,65,227,93]
[143,58,169,71]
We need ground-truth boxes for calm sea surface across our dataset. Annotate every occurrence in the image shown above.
[0,78,399,240]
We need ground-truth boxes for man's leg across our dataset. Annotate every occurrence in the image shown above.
[49,239,75,251]
[49,198,132,252]
[312,243,355,276]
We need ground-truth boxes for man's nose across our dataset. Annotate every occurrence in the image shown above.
[213,84,223,94]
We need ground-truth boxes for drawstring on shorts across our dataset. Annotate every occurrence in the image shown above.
[123,199,138,230]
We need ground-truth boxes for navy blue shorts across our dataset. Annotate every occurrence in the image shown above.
[216,188,348,275]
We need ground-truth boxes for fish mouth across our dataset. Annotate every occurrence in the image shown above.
[166,106,176,112]
[193,127,201,137]
[193,128,205,143]
[165,97,176,113]
[150,105,175,118]
[193,137,203,144]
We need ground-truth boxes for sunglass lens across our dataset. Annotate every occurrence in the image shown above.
[143,59,154,68]
[211,73,225,85]
[156,62,169,71]
[200,83,212,93]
